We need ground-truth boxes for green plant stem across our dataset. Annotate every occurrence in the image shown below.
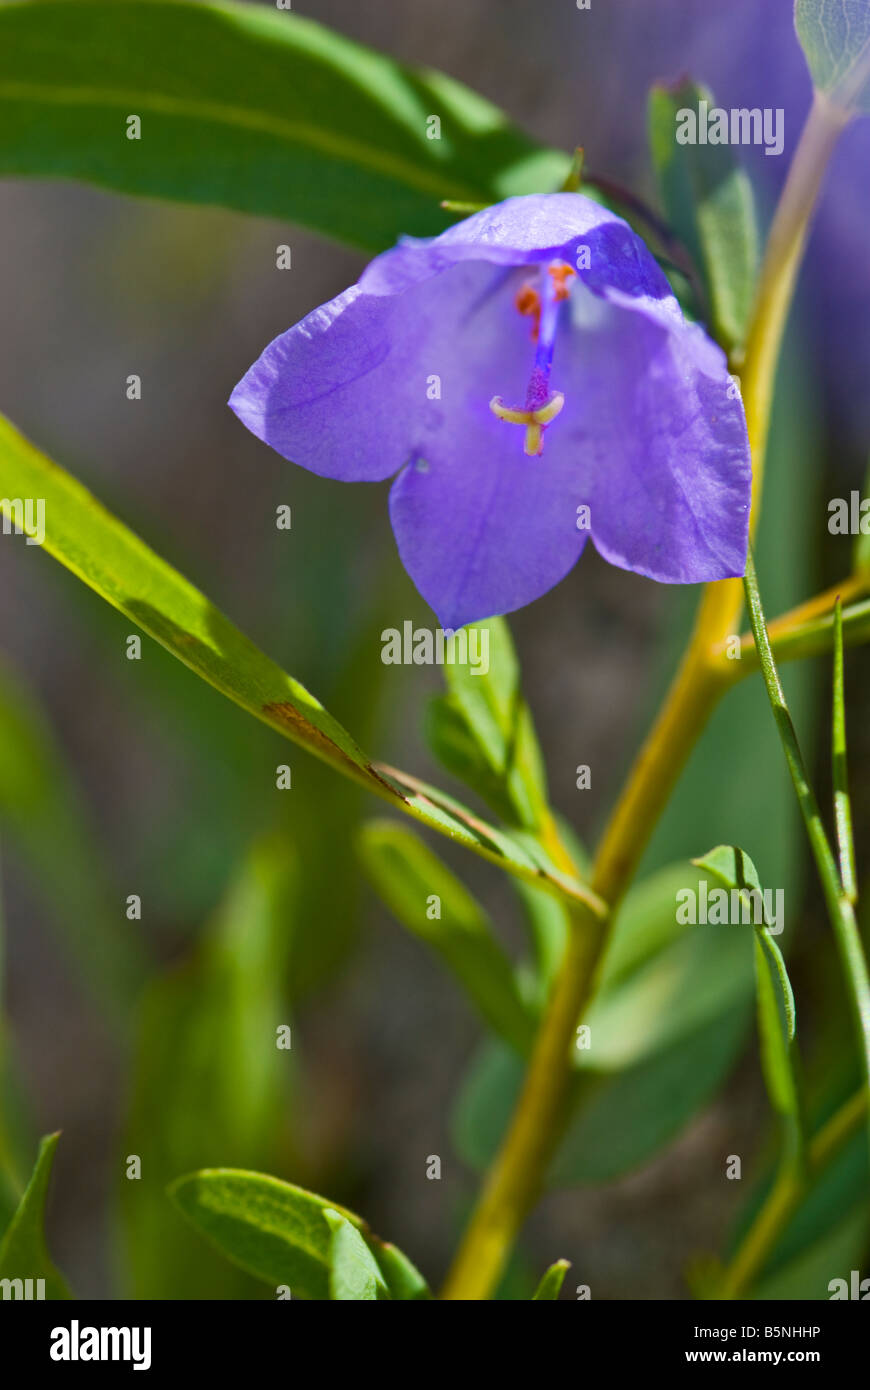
[719,1088,867,1299]
[832,599,858,903]
[743,550,870,1151]
[441,90,849,1303]
[715,570,870,675]
[730,588,870,671]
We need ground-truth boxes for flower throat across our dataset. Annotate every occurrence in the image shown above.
[489,260,575,457]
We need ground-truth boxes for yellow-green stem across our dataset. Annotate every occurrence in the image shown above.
[440,92,848,1302]
[440,907,604,1300]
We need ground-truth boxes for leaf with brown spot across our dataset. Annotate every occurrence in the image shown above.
[0,412,603,916]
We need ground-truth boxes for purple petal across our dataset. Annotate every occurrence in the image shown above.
[360,193,671,303]
[389,425,588,631]
[230,286,408,481]
[230,257,527,484]
[547,282,750,583]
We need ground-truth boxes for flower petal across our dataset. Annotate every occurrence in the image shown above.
[389,424,588,631]
[230,285,408,481]
[359,192,670,303]
[230,191,750,616]
[228,195,674,487]
[231,259,530,483]
[546,281,750,583]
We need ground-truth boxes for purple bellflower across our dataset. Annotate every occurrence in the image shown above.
[230,194,751,631]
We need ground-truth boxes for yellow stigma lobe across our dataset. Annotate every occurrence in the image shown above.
[489,392,565,457]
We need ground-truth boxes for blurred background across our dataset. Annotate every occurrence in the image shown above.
[0,0,868,1298]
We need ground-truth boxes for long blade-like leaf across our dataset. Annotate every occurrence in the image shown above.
[0,414,604,916]
[0,0,569,250]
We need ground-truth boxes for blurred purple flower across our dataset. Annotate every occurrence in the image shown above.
[230,194,750,629]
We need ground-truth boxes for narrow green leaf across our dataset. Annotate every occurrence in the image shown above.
[795,0,870,113]
[649,79,759,353]
[0,1133,71,1299]
[743,549,870,1165]
[0,416,373,779]
[532,1258,569,1300]
[324,1209,389,1301]
[0,1,569,251]
[168,1168,430,1301]
[427,618,550,831]
[832,599,858,902]
[357,820,535,1053]
[694,843,807,1172]
[753,931,801,1123]
[0,413,603,917]
[374,764,604,912]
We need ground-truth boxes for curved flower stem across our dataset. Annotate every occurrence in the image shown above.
[719,1088,867,1300]
[441,631,728,1301]
[440,91,849,1303]
[738,91,849,501]
[694,88,850,647]
[440,900,604,1301]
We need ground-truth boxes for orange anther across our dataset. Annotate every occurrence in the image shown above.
[548,261,576,301]
[514,283,541,341]
[515,284,540,316]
